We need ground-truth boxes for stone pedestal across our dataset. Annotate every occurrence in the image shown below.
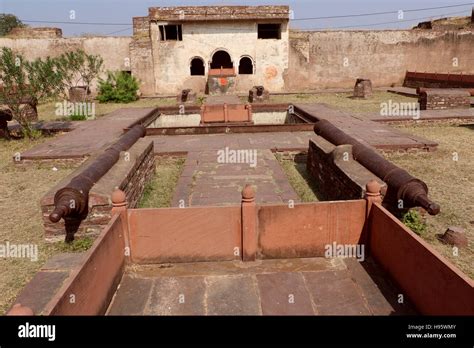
[353,78,373,98]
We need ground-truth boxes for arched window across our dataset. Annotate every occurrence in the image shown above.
[190,57,205,76]
[239,57,254,74]
[210,50,233,69]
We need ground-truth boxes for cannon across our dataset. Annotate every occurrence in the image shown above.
[49,124,146,242]
[313,119,440,215]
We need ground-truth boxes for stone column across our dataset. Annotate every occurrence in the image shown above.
[241,184,257,261]
[365,180,382,218]
[111,188,128,215]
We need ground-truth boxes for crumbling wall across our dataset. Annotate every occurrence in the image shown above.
[0,37,132,93]
[287,30,474,90]
[306,136,385,200]
[7,27,63,38]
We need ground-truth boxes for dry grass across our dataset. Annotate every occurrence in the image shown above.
[267,91,415,114]
[382,123,474,278]
[274,153,322,202]
[138,156,186,208]
[37,97,179,122]
[0,136,81,314]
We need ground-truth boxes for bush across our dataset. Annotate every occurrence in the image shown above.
[69,113,88,121]
[97,71,139,103]
[402,209,426,235]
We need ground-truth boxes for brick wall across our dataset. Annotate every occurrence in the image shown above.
[306,137,385,200]
[41,139,156,241]
[419,89,471,110]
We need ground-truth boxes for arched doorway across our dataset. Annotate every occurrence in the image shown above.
[190,57,205,76]
[210,50,233,69]
[238,57,254,74]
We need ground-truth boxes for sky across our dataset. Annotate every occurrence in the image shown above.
[1,0,473,36]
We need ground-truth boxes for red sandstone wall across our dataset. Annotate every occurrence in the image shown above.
[257,200,367,258]
[369,204,474,315]
[128,206,242,263]
[44,213,127,315]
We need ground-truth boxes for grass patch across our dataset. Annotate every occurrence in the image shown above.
[0,137,80,314]
[275,153,322,202]
[52,236,94,252]
[268,91,415,114]
[138,156,186,208]
[382,123,473,278]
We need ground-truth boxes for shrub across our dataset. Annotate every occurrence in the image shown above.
[56,49,103,100]
[97,71,139,103]
[0,47,64,138]
[402,209,426,235]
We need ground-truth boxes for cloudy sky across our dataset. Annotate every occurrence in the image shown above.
[1,0,472,36]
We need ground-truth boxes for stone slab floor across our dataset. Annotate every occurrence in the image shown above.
[107,257,415,316]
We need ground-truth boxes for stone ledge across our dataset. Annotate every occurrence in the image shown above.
[307,136,385,200]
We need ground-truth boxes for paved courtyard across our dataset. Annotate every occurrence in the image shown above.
[107,257,415,315]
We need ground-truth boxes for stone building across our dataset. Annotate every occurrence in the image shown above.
[1,5,473,96]
[131,6,290,95]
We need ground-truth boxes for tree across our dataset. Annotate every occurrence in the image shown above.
[0,14,25,36]
[0,48,64,138]
[0,48,105,138]
[97,71,139,103]
[56,49,103,101]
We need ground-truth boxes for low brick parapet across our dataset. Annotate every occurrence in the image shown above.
[419,89,471,110]
[306,137,386,200]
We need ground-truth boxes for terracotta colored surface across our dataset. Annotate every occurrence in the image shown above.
[257,272,314,315]
[127,206,242,263]
[19,107,157,160]
[242,186,258,261]
[43,213,126,315]
[201,104,251,123]
[107,257,414,315]
[369,204,474,315]
[257,200,366,258]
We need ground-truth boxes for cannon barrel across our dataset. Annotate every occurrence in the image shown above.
[313,119,440,215]
[49,124,146,239]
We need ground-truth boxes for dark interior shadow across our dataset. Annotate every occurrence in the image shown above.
[293,156,327,201]
[458,123,474,130]
[356,257,418,315]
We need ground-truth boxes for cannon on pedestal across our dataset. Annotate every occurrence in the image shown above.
[314,119,440,215]
[49,124,146,242]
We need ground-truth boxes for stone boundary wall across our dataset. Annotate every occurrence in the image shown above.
[40,139,155,241]
[0,37,131,94]
[2,28,473,94]
[306,137,386,201]
[287,30,474,91]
